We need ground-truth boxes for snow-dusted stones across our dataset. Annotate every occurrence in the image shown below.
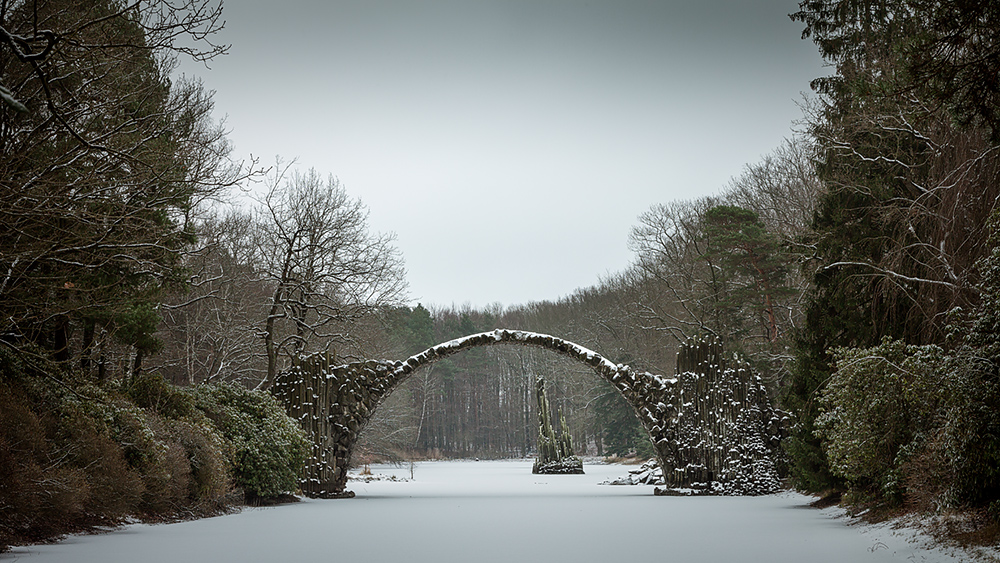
[532,376,585,474]
[599,458,664,486]
[654,336,787,496]
[272,330,784,498]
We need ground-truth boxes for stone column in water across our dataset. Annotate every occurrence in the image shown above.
[532,376,584,474]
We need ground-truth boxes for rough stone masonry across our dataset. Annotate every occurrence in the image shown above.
[271,329,784,497]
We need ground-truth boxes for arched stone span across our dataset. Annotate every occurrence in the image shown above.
[381,330,680,478]
[272,329,780,498]
[387,329,677,430]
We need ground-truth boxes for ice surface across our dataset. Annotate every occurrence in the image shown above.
[4,460,975,563]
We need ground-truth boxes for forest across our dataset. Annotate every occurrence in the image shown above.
[3,0,1000,553]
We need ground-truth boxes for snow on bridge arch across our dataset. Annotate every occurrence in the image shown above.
[271,329,783,498]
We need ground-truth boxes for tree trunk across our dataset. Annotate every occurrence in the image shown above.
[81,320,95,375]
[264,286,284,387]
[132,347,144,380]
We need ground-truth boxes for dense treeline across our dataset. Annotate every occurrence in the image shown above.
[0,0,381,550]
[783,0,1000,514]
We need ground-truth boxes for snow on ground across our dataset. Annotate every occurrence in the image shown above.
[3,460,983,563]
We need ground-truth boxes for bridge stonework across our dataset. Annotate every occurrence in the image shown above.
[271,329,783,498]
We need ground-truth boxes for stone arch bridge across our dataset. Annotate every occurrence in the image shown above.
[272,329,783,498]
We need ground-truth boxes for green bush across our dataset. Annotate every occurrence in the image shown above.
[136,412,227,515]
[0,350,239,551]
[932,350,1000,507]
[191,382,308,501]
[121,373,231,511]
[815,338,945,503]
[59,384,206,517]
[125,372,197,419]
[813,335,1000,511]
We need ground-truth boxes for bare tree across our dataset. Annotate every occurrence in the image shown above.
[153,210,270,385]
[628,197,732,342]
[626,139,823,382]
[254,167,407,385]
[724,136,824,242]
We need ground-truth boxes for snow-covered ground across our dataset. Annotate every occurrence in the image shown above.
[3,460,981,563]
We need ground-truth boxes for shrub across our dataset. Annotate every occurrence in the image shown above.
[105,374,230,513]
[165,418,230,506]
[0,379,56,550]
[818,336,1000,510]
[136,413,194,515]
[0,343,305,551]
[0,347,239,551]
[815,338,945,503]
[0,363,145,549]
[125,372,197,419]
[58,407,145,520]
[932,350,1000,508]
[191,382,308,501]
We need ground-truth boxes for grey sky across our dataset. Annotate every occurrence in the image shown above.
[182,0,825,309]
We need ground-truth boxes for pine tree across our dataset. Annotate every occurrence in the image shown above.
[701,205,794,343]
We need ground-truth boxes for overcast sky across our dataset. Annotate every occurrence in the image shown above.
[181,0,826,310]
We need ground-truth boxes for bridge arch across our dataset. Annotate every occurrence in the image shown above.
[382,328,677,433]
[377,329,678,473]
[272,329,778,498]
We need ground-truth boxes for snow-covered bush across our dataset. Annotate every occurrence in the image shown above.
[0,377,145,532]
[816,338,945,503]
[191,382,308,501]
[125,371,199,420]
[122,373,231,510]
[0,349,231,550]
[930,349,1000,508]
[816,334,1000,511]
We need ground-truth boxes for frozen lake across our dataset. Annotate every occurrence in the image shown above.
[4,460,968,563]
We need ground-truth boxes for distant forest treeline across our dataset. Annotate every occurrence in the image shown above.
[3,0,1000,551]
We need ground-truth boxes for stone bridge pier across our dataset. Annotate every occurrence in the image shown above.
[271,329,783,498]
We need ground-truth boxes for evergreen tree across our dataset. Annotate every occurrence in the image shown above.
[702,205,794,343]
[0,0,245,377]
[786,0,1000,492]
[591,387,654,459]
[406,305,436,354]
